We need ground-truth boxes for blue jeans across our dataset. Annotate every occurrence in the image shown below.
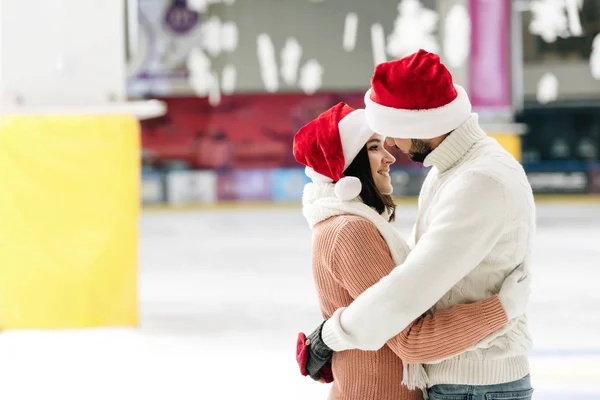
[428,374,533,400]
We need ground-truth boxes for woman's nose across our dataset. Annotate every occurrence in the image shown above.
[385,152,396,164]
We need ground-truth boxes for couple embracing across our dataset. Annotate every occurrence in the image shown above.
[292,49,535,400]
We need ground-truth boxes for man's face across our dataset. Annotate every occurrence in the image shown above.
[386,137,434,163]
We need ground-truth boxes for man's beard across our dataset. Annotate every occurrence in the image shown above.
[408,139,434,163]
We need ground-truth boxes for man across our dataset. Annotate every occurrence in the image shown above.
[299,50,536,399]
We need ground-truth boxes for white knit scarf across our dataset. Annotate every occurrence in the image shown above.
[302,182,431,394]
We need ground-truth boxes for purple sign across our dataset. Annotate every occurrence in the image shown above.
[164,1,199,34]
[217,170,272,201]
[589,169,600,194]
[468,0,511,111]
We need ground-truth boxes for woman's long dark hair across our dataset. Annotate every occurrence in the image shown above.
[342,145,396,221]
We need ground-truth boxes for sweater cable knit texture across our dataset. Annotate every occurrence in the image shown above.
[318,114,536,389]
[303,183,509,399]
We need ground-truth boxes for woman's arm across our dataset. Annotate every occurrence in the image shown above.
[328,217,508,363]
[385,296,506,363]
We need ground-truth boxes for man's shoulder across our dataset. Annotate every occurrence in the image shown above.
[448,146,534,214]
[458,144,529,188]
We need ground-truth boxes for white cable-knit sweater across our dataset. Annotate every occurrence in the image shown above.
[321,114,536,387]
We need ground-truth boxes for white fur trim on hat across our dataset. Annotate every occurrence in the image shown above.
[304,166,333,183]
[302,109,371,201]
[304,168,362,201]
[364,84,472,139]
[338,109,374,170]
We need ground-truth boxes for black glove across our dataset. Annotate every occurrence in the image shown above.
[296,321,334,382]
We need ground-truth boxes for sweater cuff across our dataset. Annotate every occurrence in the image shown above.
[321,308,356,352]
[482,295,509,330]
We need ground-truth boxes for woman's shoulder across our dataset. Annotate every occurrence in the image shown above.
[314,214,380,240]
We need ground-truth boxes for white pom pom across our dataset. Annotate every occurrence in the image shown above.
[334,176,362,201]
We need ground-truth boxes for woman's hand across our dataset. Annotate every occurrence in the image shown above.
[296,322,334,383]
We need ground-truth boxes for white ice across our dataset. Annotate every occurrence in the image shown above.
[1,203,599,399]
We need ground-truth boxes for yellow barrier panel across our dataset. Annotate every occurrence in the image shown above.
[0,115,139,329]
[488,133,522,162]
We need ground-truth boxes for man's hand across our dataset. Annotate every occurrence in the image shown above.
[296,322,334,383]
[498,265,532,320]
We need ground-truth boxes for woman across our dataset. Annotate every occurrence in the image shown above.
[292,102,529,400]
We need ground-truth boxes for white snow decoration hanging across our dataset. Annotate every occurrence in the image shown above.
[529,0,584,43]
[201,16,222,57]
[386,0,439,59]
[208,71,221,106]
[343,13,359,52]
[188,0,208,13]
[590,34,600,80]
[565,0,584,36]
[221,64,237,94]
[189,71,211,97]
[257,34,279,93]
[188,47,211,74]
[536,72,559,104]
[221,21,239,53]
[280,38,303,86]
[187,47,212,96]
[299,59,324,95]
[371,23,387,67]
[443,4,470,68]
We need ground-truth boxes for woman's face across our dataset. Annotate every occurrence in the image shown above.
[367,133,396,195]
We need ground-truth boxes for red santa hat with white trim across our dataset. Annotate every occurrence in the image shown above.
[293,102,373,201]
[364,49,472,139]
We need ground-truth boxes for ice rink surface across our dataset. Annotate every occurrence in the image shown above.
[1,202,599,399]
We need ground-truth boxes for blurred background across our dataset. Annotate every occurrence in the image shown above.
[0,0,599,399]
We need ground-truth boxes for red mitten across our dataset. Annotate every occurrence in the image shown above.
[296,332,310,376]
[318,360,334,383]
[297,332,334,383]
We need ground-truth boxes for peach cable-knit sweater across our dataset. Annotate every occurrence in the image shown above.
[312,215,508,400]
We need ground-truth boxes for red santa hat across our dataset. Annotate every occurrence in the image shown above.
[364,49,472,139]
[293,102,373,201]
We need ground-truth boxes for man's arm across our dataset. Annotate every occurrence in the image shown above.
[326,218,508,363]
[321,172,509,351]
